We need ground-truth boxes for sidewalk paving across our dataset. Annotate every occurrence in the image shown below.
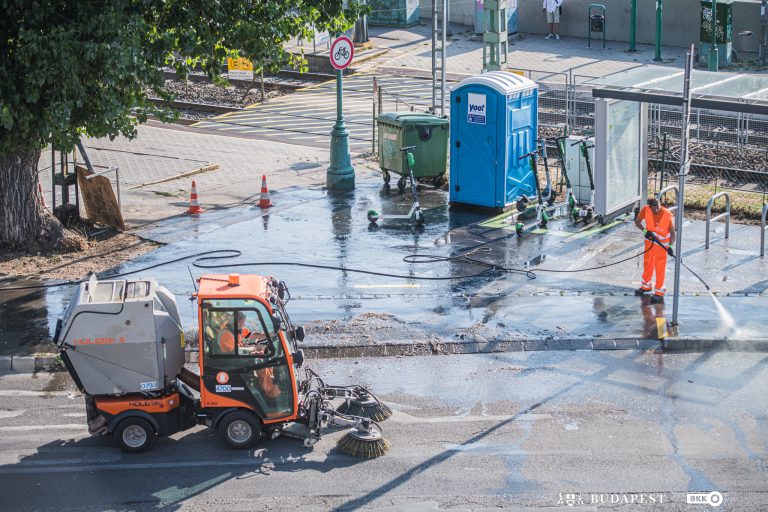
[16,23,768,365]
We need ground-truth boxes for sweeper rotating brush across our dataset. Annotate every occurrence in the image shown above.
[336,389,392,422]
[336,422,391,458]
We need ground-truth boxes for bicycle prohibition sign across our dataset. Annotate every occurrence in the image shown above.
[330,36,354,70]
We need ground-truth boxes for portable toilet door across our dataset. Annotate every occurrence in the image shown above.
[449,71,538,209]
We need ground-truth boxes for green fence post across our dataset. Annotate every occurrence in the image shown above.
[629,0,637,52]
[654,0,663,61]
[708,0,719,71]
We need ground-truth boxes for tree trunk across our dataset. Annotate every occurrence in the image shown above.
[0,149,85,252]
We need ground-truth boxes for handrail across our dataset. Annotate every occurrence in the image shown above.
[761,204,768,257]
[656,185,678,212]
[705,191,730,250]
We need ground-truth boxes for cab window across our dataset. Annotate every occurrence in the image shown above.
[201,299,282,359]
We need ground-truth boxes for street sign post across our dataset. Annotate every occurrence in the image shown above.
[327,36,355,190]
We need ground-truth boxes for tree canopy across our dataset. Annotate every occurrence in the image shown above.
[0,0,361,155]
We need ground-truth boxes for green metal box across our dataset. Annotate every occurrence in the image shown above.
[377,112,449,184]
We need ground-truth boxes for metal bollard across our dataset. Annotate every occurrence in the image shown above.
[655,184,679,212]
[761,204,768,257]
[705,191,730,250]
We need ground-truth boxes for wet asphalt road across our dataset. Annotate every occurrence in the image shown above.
[2,178,767,356]
[1,350,766,511]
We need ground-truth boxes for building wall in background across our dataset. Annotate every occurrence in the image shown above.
[418,0,763,53]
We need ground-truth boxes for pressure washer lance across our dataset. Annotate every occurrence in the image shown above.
[367,145,425,226]
[645,231,711,290]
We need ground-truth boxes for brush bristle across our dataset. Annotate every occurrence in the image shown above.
[336,433,391,459]
[336,401,393,422]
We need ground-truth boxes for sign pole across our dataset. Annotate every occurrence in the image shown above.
[327,37,355,191]
[672,45,694,327]
[708,0,719,71]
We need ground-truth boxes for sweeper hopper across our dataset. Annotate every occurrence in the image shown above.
[55,274,184,396]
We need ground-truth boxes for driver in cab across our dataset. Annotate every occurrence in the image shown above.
[217,312,266,355]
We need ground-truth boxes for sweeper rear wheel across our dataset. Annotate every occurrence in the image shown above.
[115,417,156,453]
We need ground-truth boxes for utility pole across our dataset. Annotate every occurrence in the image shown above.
[672,45,695,327]
[431,0,447,116]
[482,0,508,72]
[629,0,637,52]
[653,0,663,62]
[708,0,719,71]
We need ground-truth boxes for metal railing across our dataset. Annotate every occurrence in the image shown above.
[761,204,768,257]
[705,192,731,249]
[656,185,679,212]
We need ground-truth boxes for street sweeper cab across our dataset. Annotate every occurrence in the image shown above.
[55,273,391,457]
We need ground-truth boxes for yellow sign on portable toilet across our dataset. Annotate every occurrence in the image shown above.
[227,57,254,80]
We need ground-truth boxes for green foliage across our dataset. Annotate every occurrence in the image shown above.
[0,0,362,154]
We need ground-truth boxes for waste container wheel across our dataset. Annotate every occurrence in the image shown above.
[432,175,445,188]
[382,170,391,184]
[397,176,407,191]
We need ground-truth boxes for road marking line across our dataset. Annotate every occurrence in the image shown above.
[352,284,421,289]
[0,424,86,432]
[0,390,72,397]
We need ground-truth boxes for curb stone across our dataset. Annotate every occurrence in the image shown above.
[8,337,768,373]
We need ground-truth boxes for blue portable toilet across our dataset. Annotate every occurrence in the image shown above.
[449,71,538,209]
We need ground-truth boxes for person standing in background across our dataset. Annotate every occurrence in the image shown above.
[543,0,563,40]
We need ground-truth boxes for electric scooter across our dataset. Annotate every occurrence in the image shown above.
[570,138,596,224]
[367,145,425,226]
[547,136,576,213]
[514,140,552,236]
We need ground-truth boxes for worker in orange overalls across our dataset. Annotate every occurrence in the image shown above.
[634,197,676,304]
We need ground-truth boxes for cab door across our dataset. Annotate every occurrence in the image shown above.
[200,301,296,421]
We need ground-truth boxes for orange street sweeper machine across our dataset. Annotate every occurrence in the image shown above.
[54,273,391,457]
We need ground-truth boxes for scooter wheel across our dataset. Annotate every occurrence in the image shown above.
[382,170,391,184]
[397,177,407,191]
[515,223,524,236]
[572,208,580,222]
[584,211,593,224]
[547,191,556,206]
[413,210,425,226]
[367,209,380,223]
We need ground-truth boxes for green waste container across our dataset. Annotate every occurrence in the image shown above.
[699,0,735,67]
[377,112,449,189]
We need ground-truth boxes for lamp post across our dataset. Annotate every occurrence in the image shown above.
[327,36,355,191]
[708,0,719,71]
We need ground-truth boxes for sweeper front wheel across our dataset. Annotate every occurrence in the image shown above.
[114,417,156,453]
[219,411,262,450]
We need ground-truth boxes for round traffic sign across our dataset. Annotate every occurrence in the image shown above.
[330,36,354,70]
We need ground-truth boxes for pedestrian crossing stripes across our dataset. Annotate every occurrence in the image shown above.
[192,74,453,154]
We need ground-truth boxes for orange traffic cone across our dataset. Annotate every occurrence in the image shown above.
[258,175,273,209]
[187,180,205,214]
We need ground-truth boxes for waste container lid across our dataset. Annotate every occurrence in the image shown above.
[377,112,449,127]
[452,71,537,96]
